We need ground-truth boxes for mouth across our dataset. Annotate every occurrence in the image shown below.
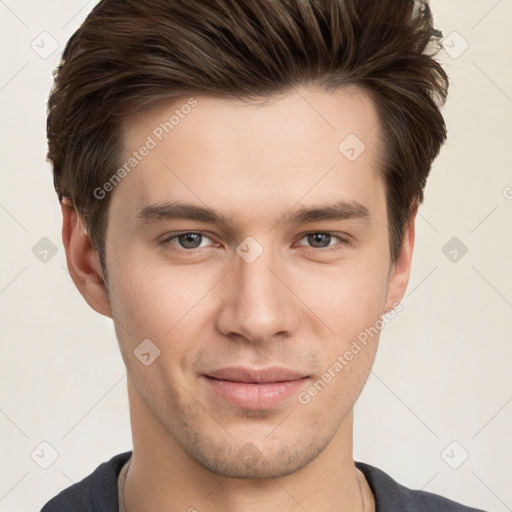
[202,367,311,410]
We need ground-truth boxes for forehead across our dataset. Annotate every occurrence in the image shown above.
[112,85,385,227]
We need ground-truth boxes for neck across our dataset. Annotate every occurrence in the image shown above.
[124,379,370,512]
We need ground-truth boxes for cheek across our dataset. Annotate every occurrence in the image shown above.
[298,278,382,412]
[107,246,224,369]
[298,256,389,344]
[110,247,202,328]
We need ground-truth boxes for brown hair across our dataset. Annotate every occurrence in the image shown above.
[47,0,449,271]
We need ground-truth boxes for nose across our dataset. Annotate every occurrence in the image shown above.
[215,240,301,345]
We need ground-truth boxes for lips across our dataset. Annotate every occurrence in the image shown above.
[202,367,310,409]
[205,366,307,383]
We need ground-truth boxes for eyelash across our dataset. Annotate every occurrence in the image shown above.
[159,231,350,255]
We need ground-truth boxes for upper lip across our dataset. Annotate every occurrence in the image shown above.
[204,367,308,383]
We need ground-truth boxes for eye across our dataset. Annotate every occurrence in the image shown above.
[296,232,347,251]
[161,232,215,251]
[159,231,349,255]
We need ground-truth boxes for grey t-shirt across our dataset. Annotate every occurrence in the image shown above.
[40,451,488,512]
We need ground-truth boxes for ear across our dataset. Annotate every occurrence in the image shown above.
[61,199,113,318]
[383,204,418,313]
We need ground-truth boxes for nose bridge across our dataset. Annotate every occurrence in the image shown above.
[216,236,298,343]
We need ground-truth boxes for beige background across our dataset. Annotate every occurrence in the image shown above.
[0,1,511,510]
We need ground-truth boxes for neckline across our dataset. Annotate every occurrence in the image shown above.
[117,456,374,512]
[117,456,131,512]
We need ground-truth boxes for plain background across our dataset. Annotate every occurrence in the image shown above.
[0,1,511,510]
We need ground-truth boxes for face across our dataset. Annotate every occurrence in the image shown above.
[100,86,409,479]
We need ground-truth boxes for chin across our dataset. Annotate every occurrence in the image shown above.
[181,429,331,480]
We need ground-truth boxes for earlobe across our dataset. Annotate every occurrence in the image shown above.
[61,200,113,318]
[384,206,418,313]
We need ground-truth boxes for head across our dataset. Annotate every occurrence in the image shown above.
[48,0,448,479]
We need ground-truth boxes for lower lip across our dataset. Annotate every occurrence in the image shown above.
[203,376,310,410]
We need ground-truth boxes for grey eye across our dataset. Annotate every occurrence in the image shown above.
[303,233,336,248]
[177,233,204,249]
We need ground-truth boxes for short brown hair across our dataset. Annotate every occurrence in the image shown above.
[47,0,449,271]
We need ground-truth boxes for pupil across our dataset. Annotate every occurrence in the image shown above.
[180,233,200,248]
[310,233,330,248]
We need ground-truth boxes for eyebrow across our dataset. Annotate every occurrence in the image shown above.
[136,199,371,227]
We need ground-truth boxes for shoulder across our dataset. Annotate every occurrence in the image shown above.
[356,461,489,512]
[39,451,131,512]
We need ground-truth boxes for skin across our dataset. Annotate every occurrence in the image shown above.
[62,85,416,512]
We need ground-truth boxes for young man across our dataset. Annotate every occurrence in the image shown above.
[41,0,487,510]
